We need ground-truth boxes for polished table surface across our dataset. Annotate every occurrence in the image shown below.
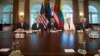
[0,31,100,56]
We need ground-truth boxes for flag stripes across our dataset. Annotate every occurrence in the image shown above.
[39,14,47,28]
[38,3,47,29]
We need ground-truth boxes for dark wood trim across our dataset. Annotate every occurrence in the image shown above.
[13,0,19,24]
[83,0,89,23]
[72,0,80,24]
[24,0,30,27]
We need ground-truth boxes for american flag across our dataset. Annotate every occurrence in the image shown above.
[38,3,47,29]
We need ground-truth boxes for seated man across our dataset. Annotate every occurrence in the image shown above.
[32,17,44,31]
[79,17,92,31]
[64,17,75,31]
[47,16,58,31]
[14,16,29,31]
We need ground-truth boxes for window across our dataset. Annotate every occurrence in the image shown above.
[30,3,41,27]
[62,3,73,22]
[2,4,13,24]
[89,5,99,24]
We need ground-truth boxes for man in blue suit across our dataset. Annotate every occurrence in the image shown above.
[79,18,92,31]
[32,17,44,31]
[47,16,58,30]
[14,16,29,31]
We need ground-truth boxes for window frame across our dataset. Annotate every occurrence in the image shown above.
[30,3,42,27]
[89,5,99,24]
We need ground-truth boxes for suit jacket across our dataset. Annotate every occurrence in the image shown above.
[32,23,44,31]
[79,22,90,30]
[64,22,75,30]
[0,24,2,31]
[47,22,58,30]
[14,22,29,30]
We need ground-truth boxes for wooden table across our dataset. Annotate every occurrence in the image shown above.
[0,31,100,56]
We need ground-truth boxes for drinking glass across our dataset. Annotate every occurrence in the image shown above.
[78,41,87,56]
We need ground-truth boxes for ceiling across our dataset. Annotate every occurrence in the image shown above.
[0,0,100,4]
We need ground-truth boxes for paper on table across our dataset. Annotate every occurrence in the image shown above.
[0,48,10,52]
[64,49,75,53]
[32,30,39,32]
[57,30,62,31]
[26,30,32,33]
[14,31,26,33]
[50,30,58,33]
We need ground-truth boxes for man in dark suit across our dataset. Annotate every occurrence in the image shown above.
[79,18,91,31]
[14,16,29,31]
[47,16,58,30]
[32,17,44,31]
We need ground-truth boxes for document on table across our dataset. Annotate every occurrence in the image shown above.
[32,30,39,32]
[64,49,75,53]
[14,31,26,33]
[0,48,10,52]
[57,30,62,31]
[50,30,58,33]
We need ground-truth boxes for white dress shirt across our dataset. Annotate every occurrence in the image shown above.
[64,22,75,31]
[37,24,39,28]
